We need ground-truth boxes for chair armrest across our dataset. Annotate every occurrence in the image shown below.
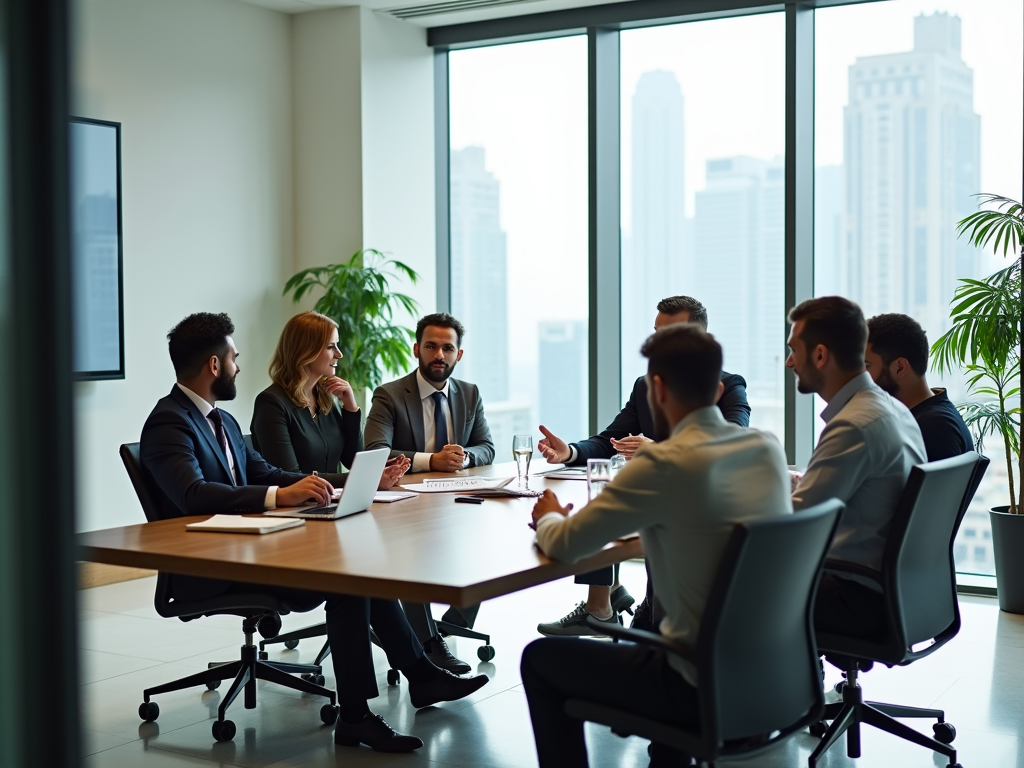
[586,617,697,664]
[823,559,884,587]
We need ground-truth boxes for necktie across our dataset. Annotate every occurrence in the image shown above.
[431,391,449,450]
[207,408,237,486]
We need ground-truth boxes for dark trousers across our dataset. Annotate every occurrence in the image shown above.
[813,572,886,640]
[574,562,617,586]
[227,584,423,707]
[403,602,481,642]
[521,637,700,767]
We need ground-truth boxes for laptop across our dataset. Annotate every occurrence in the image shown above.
[265,447,391,520]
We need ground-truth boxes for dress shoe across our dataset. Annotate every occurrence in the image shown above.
[440,605,469,628]
[334,714,422,752]
[630,596,654,631]
[424,633,471,675]
[409,667,489,708]
[611,585,636,615]
[537,602,619,636]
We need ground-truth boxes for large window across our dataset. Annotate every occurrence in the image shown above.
[815,0,1024,575]
[448,38,589,454]
[620,14,786,439]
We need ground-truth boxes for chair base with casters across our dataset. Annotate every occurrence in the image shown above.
[139,611,339,742]
[259,623,403,687]
[437,619,495,662]
[808,659,959,768]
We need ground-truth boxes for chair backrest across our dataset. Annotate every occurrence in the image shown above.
[119,442,162,523]
[243,433,254,452]
[884,451,983,652]
[697,500,842,743]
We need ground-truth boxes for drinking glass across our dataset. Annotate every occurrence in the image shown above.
[609,454,627,478]
[587,458,613,500]
[513,434,533,488]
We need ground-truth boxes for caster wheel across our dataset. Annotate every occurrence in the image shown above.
[258,651,269,661]
[206,679,221,691]
[138,701,159,722]
[477,645,496,662]
[808,721,828,738]
[833,681,847,695]
[320,704,339,725]
[313,674,326,687]
[284,639,300,650]
[211,719,236,742]
[933,722,956,744]
[387,669,400,687]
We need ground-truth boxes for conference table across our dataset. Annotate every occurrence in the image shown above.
[77,462,643,607]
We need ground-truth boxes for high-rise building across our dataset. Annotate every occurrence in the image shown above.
[841,12,980,334]
[538,321,588,442]
[450,146,509,403]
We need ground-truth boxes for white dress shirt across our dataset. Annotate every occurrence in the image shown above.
[792,372,926,586]
[535,406,792,685]
[412,370,469,472]
[177,383,278,509]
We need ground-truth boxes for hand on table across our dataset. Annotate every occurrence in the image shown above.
[378,456,411,490]
[279,475,335,507]
[531,489,573,527]
[429,444,466,472]
[609,433,653,460]
[322,376,358,412]
[538,425,571,464]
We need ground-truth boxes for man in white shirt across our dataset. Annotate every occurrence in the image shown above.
[521,324,792,767]
[786,296,926,638]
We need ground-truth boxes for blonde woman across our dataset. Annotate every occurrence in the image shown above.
[251,311,409,489]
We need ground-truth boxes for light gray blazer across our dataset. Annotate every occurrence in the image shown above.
[364,371,495,470]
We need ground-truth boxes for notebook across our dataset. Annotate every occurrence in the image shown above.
[186,514,305,534]
[264,448,391,520]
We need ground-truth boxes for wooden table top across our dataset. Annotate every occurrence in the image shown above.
[77,462,642,605]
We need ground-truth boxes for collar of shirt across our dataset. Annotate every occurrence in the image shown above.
[177,382,216,418]
[671,405,727,437]
[416,369,451,401]
[820,371,875,424]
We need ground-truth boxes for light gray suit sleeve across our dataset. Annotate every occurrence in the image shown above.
[465,387,495,467]
[364,384,415,462]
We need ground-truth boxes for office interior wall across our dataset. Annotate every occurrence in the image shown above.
[73,0,294,532]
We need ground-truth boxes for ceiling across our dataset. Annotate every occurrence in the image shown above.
[236,0,628,28]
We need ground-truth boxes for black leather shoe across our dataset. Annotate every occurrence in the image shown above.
[611,585,635,615]
[630,596,654,631]
[440,606,469,629]
[409,668,489,709]
[424,634,471,675]
[334,714,423,752]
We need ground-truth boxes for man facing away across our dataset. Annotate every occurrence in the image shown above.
[786,297,926,639]
[521,324,792,767]
[140,313,487,753]
[364,311,495,673]
[865,312,973,461]
[534,295,751,636]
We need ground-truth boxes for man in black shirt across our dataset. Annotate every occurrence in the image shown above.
[865,313,973,461]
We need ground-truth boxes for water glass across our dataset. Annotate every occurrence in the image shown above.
[609,454,627,478]
[587,458,613,500]
[512,434,533,488]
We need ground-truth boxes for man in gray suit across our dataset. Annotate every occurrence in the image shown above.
[365,312,495,673]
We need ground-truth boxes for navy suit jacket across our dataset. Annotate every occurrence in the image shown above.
[140,385,306,600]
[569,372,751,465]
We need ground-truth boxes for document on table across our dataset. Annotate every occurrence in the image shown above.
[400,476,515,493]
[373,491,417,503]
[536,466,588,480]
[186,514,306,534]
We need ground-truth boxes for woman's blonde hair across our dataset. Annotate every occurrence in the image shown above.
[269,311,339,414]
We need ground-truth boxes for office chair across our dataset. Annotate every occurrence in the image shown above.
[567,500,843,767]
[120,442,339,742]
[808,451,987,768]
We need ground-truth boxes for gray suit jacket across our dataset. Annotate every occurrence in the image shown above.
[364,371,495,470]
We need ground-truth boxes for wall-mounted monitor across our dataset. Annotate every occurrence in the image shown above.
[71,116,124,380]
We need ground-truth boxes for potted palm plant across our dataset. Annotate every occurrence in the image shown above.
[283,249,421,399]
[931,194,1024,612]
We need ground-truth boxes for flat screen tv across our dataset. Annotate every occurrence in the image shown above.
[70,116,124,380]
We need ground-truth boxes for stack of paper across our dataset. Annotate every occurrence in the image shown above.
[186,514,306,534]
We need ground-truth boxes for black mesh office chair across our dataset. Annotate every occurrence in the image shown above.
[809,452,987,768]
[567,499,844,767]
[120,442,340,742]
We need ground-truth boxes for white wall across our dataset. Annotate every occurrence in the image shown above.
[74,0,295,531]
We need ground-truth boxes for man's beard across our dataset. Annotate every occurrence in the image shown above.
[420,358,455,383]
[211,368,238,401]
[874,366,899,396]
[794,363,825,395]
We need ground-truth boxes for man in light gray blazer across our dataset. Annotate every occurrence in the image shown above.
[365,313,495,472]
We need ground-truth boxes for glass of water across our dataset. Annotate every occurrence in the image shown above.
[513,434,533,488]
[587,458,613,500]
[609,454,627,478]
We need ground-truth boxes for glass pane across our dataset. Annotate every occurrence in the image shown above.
[621,15,786,441]
[815,0,1024,575]
[449,37,588,455]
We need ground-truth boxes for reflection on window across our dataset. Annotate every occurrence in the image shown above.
[620,15,786,439]
[816,1,1023,575]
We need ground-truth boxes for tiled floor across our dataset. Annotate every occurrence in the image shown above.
[80,564,1024,768]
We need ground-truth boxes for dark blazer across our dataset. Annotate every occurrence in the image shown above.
[364,371,495,469]
[250,382,363,488]
[140,385,307,601]
[569,372,751,465]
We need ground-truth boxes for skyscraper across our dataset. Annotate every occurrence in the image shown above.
[841,12,980,334]
[450,146,509,403]
[538,321,587,442]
